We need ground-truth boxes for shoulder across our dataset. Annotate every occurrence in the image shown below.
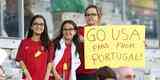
[77,26,84,33]
[52,37,61,45]
[48,40,54,48]
[78,26,84,30]
[20,38,31,46]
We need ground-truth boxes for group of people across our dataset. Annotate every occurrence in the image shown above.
[14,5,136,80]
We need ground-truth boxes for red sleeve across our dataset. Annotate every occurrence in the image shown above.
[16,40,25,62]
[78,26,84,37]
[47,42,55,63]
[77,26,96,75]
[77,40,96,75]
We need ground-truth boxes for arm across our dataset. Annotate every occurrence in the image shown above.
[0,66,5,80]
[47,42,61,80]
[16,40,32,80]
[52,64,61,80]
[19,61,32,80]
[44,42,55,80]
[44,62,52,80]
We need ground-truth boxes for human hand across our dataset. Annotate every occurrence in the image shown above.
[54,72,61,80]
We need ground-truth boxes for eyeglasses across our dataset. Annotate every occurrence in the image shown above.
[33,23,44,26]
[85,13,98,16]
[63,28,75,31]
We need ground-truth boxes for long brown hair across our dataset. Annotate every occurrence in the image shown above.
[53,20,80,55]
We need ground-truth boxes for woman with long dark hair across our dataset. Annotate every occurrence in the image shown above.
[52,20,81,80]
[16,15,53,80]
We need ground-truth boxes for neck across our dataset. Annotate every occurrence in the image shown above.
[65,39,72,44]
[31,35,41,42]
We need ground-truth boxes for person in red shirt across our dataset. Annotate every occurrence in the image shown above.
[16,15,53,80]
[77,5,102,80]
[52,20,81,80]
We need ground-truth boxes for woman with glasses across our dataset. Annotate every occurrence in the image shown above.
[78,5,102,39]
[77,5,102,80]
[52,20,81,80]
[16,15,53,80]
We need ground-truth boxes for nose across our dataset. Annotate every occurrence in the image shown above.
[88,15,94,18]
[37,24,42,27]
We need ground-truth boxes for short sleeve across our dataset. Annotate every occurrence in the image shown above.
[47,42,55,63]
[78,26,84,37]
[16,40,25,62]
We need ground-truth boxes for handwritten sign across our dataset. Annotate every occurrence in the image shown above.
[84,25,145,69]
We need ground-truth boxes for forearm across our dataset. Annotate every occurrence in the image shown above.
[44,62,52,80]
[19,61,32,80]
[52,64,61,80]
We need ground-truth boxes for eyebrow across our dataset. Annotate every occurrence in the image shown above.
[85,13,98,16]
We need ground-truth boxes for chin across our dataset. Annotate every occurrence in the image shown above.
[35,32,43,35]
[87,22,94,25]
[64,37,72,40]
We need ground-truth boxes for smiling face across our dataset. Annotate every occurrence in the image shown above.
[31,17,45,36]
[62,23,76,42]
[85,7,99,26]
[85,5,102,26]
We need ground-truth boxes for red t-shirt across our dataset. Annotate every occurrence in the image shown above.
[77,26,96,75]
[16,38,53,80]
[56,43,71,80]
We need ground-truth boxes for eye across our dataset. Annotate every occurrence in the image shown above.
[85,13,97,16]
[33,23,44,26]
[63,28,75,31]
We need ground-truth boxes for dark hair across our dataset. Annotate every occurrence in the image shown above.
[85,5,102,18]
[53,20,80,54]
[96,66,117,80]
[27,14,50,50]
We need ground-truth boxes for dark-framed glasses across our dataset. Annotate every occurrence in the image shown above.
[63,28,75,31]
[33,23,44,26]
[85,13,98,16]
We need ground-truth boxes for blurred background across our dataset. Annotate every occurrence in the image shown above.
[0,0,160,80]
